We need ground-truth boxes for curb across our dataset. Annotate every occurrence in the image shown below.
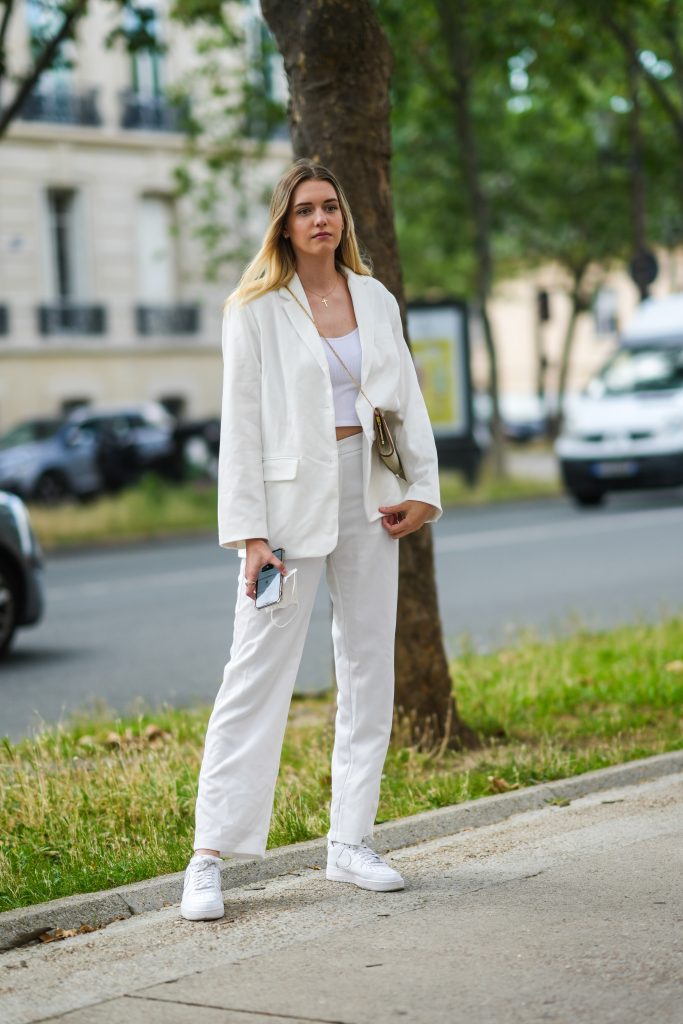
[1,749,681,952]
[40,495,565,559]
[43,528,215,560]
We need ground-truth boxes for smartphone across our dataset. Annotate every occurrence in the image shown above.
[255,548,285,609]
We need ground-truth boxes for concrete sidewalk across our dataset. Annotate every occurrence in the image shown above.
[2,770,681,1024]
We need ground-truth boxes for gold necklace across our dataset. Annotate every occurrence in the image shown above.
[302,274,340,308]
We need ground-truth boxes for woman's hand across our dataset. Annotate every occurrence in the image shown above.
[244,539,286,602]
[378,500,438,539]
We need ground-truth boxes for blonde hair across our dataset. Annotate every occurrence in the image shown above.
[226,159,372,308]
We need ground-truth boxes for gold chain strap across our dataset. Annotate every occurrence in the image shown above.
[285,286,375,413]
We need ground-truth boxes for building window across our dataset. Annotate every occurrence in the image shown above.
[47,189,80,300]
[119,1,187,131]
[38,189,106,335]
[137,195,175,303]
[26,0,73,93]
[134,195,199,335]
[21,0,102,125]
[131,7,164,102]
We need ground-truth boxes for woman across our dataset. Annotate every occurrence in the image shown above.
[181,159,442,921]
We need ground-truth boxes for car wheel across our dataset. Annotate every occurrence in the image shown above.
[0,557,19,656]
[33,470,71,505]
[569,488,605,507]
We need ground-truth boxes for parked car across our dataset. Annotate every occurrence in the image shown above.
[556,293,683,506]
[0,417,101,503]
[0,490,44,656]
[473,392,549,444]
[68,403,178,489]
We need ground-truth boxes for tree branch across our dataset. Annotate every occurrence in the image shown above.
[663,0,683,106]
[0,0,16,60]
[0,0,88,140]
[599,8,683,151]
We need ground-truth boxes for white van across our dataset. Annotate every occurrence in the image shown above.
[556,293,683,505]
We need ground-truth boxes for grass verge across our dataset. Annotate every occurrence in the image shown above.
[28,474,217,551]
[1,617,681,912]
[29,465,561,552]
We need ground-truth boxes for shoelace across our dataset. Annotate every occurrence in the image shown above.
[353,843,385,868]
[188,856,220,890]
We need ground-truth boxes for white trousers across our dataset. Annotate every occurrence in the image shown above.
[194,433,399,858]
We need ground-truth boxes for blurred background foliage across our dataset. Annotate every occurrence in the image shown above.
[380,0,683,298]
[6,1,681,301]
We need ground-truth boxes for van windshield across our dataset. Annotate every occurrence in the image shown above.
[586,346,683,397]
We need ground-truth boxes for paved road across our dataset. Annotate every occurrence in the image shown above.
[2,490,683,739]
[1,772,681,1024]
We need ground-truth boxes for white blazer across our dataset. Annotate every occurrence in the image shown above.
[218,266,442,558]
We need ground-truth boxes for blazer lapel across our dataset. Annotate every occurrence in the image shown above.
[278,268,375,409]
[278,273,329,376]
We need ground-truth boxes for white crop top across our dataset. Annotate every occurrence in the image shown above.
[322,327,362,427]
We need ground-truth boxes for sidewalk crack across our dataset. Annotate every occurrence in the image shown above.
[126,993,357,1024]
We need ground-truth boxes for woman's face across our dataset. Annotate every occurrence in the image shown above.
[283,179,344,261]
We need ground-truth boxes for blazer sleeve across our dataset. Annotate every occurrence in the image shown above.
[387,291,443,523]
[217,301,269,550]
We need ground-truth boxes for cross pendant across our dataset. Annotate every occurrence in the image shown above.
[322,298,329,307]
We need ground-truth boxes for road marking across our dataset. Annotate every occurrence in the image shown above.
[435,505,683,553]
[46,505,683,597]
[47,565,230,601]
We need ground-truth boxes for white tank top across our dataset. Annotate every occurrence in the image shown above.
[322,327,362,427]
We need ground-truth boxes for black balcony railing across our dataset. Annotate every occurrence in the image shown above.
[37,304,107,336]
[120,91,189,132]
[20,88,101,127]
[0,305,8,336]
[136,304,200,336]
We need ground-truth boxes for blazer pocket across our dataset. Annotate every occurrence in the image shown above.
[262,456,299,481]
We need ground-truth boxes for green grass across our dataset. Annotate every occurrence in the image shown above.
[439,466,560,506]
[29,464,560,552]
[1,617,681,912]
[28,474,218,551]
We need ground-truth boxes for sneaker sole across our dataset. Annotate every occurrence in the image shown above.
[326,867,404,892]
[180,903,225,921]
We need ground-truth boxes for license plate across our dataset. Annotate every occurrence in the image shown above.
[590,460,639,479]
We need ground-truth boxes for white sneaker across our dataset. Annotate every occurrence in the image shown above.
[326,840,404,892]
[180,854,224,920]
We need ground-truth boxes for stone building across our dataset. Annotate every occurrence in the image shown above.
[1,1,680,436]
[0,0,288,431]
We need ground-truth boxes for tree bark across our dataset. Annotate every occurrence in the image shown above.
[627,48,649,301]
[556,267,589,424]
[261,0,476,748]
[436,0,506,478]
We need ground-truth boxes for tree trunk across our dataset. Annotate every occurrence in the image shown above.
[261,0,476,748]
[627,50,650,301]
[436,0,506,478]
[556,270,588,425]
